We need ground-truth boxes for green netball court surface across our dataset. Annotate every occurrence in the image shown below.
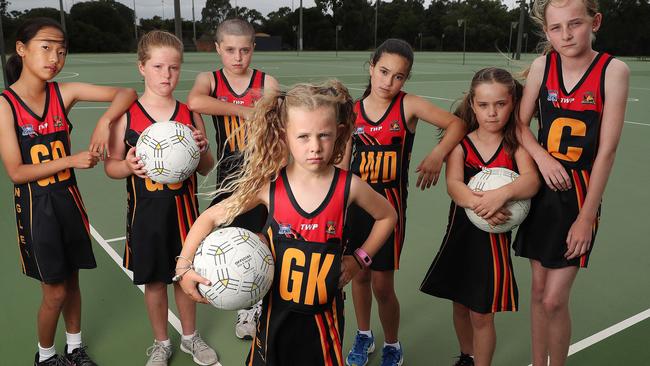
[1,51,648,365]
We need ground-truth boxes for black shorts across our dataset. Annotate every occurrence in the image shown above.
[125,192,199,284]
[346,203,405,271]
[210,192,267,233]
[15,184,96,284]
[247,294,345,366]
[513,179,599,269]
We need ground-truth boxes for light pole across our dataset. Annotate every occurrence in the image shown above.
[441,33,445,51]
[515,0,526,60]
[374,0,379,48]
[192,0,197,43]
[508,21,518,58]
[133,0,138,42]
[458,19,466,65]
[523,33,528,54]
[292,25,298,56]
[299,0,303,51]
[418,32,423,51]
[336,25,342,57]
[58,0,66,33]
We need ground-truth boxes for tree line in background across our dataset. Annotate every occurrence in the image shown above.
[1,0,648,56]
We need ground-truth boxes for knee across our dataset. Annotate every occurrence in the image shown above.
[469,312,494,330]
[353,269,371,285]
[371,279,396,304]
[530,283,546,305]
[541,296,566,316]
[43,285,67,309]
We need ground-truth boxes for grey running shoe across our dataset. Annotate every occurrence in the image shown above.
[180,333,218,366]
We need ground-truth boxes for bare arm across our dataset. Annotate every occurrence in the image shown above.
[445,145,477,209]
[565,59,629,260]
[192,112,215,176]
[339,174,397,286]
[0,99,100,184]
[405,94,466,190]
[103,114,146,179]
[517,56,572,191]
[178,188,268,302]
[58,82,137,158]
[264,75,280,95]
[187,71,252,118]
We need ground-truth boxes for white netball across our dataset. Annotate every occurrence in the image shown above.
[135,121,200,184]
[465,167,531,234]
[193,227,274,310]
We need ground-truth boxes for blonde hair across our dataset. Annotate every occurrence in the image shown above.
[137,30,184,64]
[215,18,255,43]
[215,80,355,225]
[531,0,599,55]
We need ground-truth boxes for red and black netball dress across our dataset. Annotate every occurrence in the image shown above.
[123,101,199,284]
[247,168,351,366]
[348,91,414,271]
[420,137,519,313]
[514,51,614,268]
[2,82,96,284]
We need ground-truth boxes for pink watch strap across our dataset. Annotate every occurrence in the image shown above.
[354,248,372,267]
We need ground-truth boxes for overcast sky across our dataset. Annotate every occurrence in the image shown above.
[10,0,518,19]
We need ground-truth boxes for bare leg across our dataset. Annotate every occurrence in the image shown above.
[38,282,67,347]
[62,271,81,334]
[144,282,169,341]
[469,311,495,366]
[371,270,400,343]
[543,266,578,366]
[453,302,474,356]
[351,268,373,331]
[530,260,550,366]
[174,282,197,336]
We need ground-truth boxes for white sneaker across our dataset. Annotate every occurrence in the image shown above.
[180,332,218,366]
[145,340,172,366]
[235,301,261,340]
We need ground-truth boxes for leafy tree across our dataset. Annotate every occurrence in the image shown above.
[201,0,231,33]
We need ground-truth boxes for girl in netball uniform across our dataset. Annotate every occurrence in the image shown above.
[176,80,396,366]
[0,17,137,366]
[104,31,217,366]
[341,39,465,366]
[420,68,540,366]
[513,1,629,365]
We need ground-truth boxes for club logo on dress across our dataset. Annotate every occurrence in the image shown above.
[278,223,292,235]
[581,91,596,105]
[218,96,228,102]
[355,126,365,135]
[326,221,336,235]
[53,115,64,128]
[390,120,401,131]
[547,90,558,102]
[21,125,36,136]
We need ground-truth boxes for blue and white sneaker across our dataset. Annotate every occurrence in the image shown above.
[380,343,403,366]
[345,331,375,366]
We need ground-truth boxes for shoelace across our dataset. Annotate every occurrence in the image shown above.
[187,334,210,353]
[146,343,170,361]
[237,305,259,324]
[454,354,474,366]
[68,346,93,363]
[381,347,401,365]
[351,334,372,354]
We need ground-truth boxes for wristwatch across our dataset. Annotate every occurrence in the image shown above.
[354,248,372,268]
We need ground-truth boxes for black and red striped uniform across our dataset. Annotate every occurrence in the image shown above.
[514,51,614,268]
[123,101,200,284]
[248,168,351,366]
[348,92,414,270]
[420,137,519,313]
[2,82,95,284]
[209,69,267,232]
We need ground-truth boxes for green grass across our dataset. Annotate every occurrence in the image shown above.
[1,51,649,365]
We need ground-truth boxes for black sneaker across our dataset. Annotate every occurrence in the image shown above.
[34,352,73,366]
[64,345,98,366]
[453,352,474,366]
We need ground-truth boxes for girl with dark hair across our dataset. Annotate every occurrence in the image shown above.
[0,17,136,366]
[420,68,540,366]
[341,38,466,366]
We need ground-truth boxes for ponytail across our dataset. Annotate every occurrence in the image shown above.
[5,54,23,85]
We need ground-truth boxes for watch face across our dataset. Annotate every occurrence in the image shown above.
[362,256,371,264]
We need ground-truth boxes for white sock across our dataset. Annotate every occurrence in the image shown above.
[384,341,400,350]
[38,343,56,362]
[157,339,172,347]
[358,329,373,337]
[181,331,197,341]
[66,331,82,353]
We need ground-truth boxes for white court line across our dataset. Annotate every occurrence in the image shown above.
[105,236,126,243]
[526,308,650,365]
[53,72,80,80]
[89,225,183,334]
